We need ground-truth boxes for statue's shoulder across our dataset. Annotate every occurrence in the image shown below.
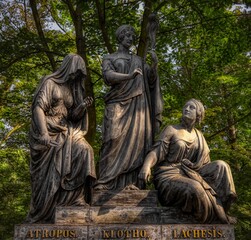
[103,52,141,60]
[194,128,205,138]
[103,52,119,61]
[164,124,176,132]
[41,78,56,87]
[159,125,176,139]
[132,54,142,61]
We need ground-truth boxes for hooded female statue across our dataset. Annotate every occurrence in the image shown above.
[139,99,237,223]
[94,25,163,190]
[26,54,96,223]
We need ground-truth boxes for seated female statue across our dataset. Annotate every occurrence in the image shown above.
[139,99,237,223]
[26,54,96,223]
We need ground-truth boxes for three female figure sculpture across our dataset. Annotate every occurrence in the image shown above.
[27,25,236,224]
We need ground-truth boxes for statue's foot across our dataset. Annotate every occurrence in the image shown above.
[73,197,89,207]
[124,184,140,190]
[227,215,237,224]
[77,202,89,207]
[94,184,107,190]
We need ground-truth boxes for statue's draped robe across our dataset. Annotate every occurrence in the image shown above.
[27,55,96,223]
[96,53,163,190]
[154,126,236,223]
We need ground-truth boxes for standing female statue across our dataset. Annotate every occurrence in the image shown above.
[95,25,163,190]
[139,99,237,223]
[26,54,96,223]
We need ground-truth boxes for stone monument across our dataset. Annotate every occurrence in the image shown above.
[15,21,236,240]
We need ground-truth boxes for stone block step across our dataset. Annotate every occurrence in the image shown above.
[91,190,158,207]
[55,206,198,225]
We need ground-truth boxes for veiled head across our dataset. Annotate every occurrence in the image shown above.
[32,54,87,107]
[60,54,87,80]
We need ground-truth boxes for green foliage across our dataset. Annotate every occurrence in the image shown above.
[0,148,30,240]
[0,0,250,239]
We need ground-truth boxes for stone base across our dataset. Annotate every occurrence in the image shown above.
[14,191,235,239]
[55,206,198,225]
[14,223,235,240]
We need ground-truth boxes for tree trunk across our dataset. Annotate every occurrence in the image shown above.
[221,85,237,148]
[29,0,56,71]
[65,0,96,144]
[95,0,114,53]
[137,0,153,59]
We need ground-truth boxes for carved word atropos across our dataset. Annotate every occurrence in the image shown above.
[101,229,149,239]
[26,229,77,238]
[172,228,225,239]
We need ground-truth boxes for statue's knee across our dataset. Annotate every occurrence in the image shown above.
[215,160,229,170]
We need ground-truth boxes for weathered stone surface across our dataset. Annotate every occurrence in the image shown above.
[92,190,158,207]
[14,223,235,240]
[56,206,161,225]
[56,207,90,225]
[160,207,199,224]
[89,207,160,224]
[14,224,88,240]
[55,206,200,225]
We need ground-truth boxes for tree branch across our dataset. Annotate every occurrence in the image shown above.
[45,5,74,40]
[0,49,64,73]
[154,0,168,12]
[88,67,102,78]
[208,111,251,140]
[0,123,26,146]
[160,13,251,34]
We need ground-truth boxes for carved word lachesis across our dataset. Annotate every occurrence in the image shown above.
[172,228,225,239]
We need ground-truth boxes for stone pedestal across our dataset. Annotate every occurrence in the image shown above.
[14,190,235,240]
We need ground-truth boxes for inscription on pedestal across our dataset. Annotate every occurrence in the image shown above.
[25,229,77,238]
[14,224,235,239]
[89,225,161,240]
[14,224,88,240]
[164,225,235,240]
[101,229,149,239]
[172,228,224,239]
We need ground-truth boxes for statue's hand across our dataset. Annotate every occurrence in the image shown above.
[39,133,51,146]
[130,68,143,79]
[82,96,93,108]
[182,158,194,168]
[138,165,151,182]
[39,133,58,147]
